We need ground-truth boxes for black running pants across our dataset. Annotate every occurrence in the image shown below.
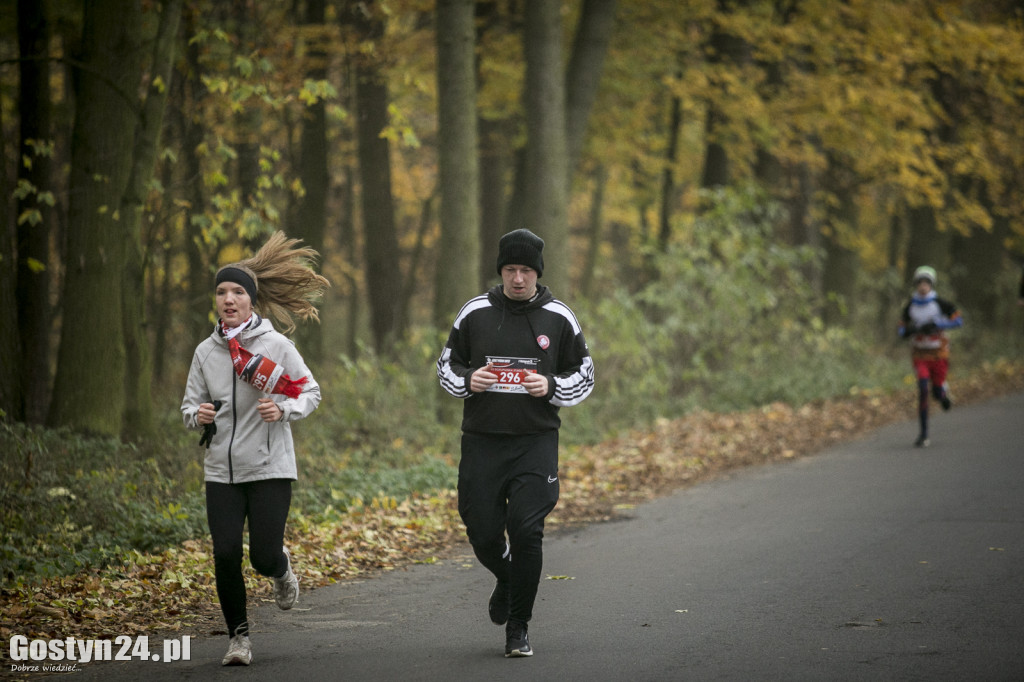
[458,431,560,623]
[205,479,291,637]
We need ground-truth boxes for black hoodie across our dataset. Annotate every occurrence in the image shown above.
[437,284,595,435]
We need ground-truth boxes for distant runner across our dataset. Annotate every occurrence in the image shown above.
[898,265,963,447]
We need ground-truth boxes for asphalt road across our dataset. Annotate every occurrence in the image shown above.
[57,391,1024,681]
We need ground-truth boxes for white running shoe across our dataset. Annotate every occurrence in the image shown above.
[273,547,299,610]
[222,634,252,666]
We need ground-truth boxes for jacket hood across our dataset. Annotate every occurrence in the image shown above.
[487,284,554,313]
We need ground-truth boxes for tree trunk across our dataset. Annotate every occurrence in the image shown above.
[0,61,18,420]
[292,0,329,364]
[504,147,528,236]
[699,48,730,191]
[579,164,607,297]
[121,0,182,441]
[523,0,569,296]
[699,0,751,198]
[434,0,481,328]
[821,156,859,327]
[791,162,824,304]
[905,73,959,285]
[658,91,682,251]
[345,0,402,353]
[565,0,617,179]
[951,219,1007,326]
[474,2,513,289]
[755,148,790,242]
[904,204,952,282]
[49,0,143,435]
[15,0,54,424]
[340,163,360,357]
[403,188,438,331]
[151,164,175,383]
[877,212,904,342]
[477,118,510,290]
[700,124,730,192]
[232,0,262,251]
[181,8,211,346]
[822,235,858,327]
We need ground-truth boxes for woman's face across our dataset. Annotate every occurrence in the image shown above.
[216,281,253,328]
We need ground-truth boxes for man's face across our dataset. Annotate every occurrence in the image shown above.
[216,282,254,328]
[915,279,933,296]
[501,265,538,301]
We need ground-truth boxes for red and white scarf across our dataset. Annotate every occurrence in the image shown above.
[220,316,308,399]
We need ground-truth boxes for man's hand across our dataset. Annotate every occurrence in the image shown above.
[470,363,498,393]
[522,372,549,398]
[258,397,283,422]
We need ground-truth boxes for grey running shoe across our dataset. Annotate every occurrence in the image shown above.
[273,547,299,610]
[222,635,251,666]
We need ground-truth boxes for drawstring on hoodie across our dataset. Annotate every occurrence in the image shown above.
[495,286,551,361]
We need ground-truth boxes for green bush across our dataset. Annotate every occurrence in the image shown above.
[0,423,206,585]
[291,330,459,513]
[570,186,908,440]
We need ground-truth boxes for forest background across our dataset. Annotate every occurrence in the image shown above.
[2,0,1024,632]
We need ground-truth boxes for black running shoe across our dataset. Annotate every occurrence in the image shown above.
[914,435,930,448]
[505,620,532,657]
[488,580,510,625]
[933,384,952,411]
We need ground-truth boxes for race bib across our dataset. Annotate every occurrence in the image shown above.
[486,356,539,394]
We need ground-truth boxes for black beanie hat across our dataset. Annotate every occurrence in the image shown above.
[496,229,544,277]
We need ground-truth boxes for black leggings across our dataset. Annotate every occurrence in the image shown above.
[458,431,560,623]
[205,479,292,638]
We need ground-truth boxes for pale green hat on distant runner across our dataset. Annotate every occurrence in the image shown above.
[913,265,937,286]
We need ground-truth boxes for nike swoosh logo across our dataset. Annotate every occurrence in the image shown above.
[547,475,558,483]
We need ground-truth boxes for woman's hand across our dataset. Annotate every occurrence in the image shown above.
[197,402,218,425]
[258,397,283,422]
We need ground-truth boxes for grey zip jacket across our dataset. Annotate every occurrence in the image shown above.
[181,317,320,484]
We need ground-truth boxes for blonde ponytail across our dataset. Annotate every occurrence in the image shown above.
[221,232,330,334]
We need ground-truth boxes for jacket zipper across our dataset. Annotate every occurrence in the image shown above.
[228,371,237,483]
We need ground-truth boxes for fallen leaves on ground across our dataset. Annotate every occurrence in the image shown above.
[1,360,1021,650]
